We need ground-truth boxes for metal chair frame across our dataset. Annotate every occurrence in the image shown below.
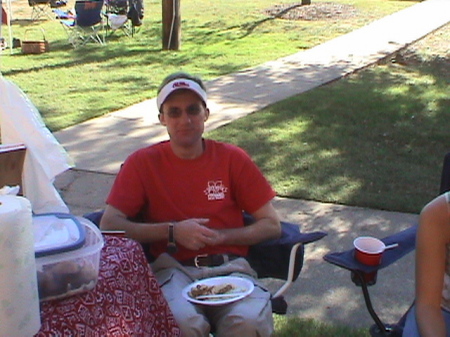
[59,0,105,48]
[104,0,133,37]
[29,0,54,21]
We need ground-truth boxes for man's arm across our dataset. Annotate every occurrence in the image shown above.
[100,204,169,243]
[205,200,281,247]
[100,204,218,250]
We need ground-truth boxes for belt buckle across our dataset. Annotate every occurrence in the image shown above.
[194,254,208,268]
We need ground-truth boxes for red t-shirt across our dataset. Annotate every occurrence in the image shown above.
[106,139,276,261]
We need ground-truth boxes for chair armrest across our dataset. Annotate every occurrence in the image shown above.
[323,223,417,274]
[257,221,327,247]
[247,220,327,280]
[84,210,104,226]
[272,241,303,298]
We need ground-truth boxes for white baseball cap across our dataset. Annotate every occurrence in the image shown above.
[156,78,207,110]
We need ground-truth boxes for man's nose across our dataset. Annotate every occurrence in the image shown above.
[179,110,193,122]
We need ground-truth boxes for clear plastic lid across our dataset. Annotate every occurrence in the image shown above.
[33,213,86,257]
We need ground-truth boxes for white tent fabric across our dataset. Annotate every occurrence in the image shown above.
[0,73,74,213]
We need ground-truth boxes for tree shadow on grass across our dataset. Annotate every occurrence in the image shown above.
[209,52,449,213]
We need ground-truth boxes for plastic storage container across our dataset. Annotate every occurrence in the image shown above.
[34,213,86,258]
[35,216,104,301]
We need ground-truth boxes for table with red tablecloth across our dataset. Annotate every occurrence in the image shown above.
[35,236,180,336]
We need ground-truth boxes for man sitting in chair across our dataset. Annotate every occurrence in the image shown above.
[100,71,281,337]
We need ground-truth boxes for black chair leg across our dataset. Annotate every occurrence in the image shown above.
[352,271,399,337]
[271,296,288,315]
[369,324,402,337]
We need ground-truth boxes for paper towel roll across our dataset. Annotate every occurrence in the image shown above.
[0,195,41,336]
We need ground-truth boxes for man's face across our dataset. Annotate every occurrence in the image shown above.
[159,89,209,149]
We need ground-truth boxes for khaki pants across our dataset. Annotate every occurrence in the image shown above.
[151,253,274,337]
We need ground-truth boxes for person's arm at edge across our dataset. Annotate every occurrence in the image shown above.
[415,194,450,337]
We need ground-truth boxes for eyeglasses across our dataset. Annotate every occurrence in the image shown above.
[164,104,204,119]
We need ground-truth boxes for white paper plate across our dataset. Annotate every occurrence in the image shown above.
[182,276,254,306]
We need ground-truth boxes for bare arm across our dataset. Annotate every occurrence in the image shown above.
[100,204,170,242]
[100,204,215,250]
[203,200,282,247]
[415,194,450,337]
[100,200,281,250]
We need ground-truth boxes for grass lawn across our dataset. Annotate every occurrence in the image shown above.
[273,316,371,337]
[2,0,441,215]
[1,1,447,335]
[1,0,414,131]
[208,22,450,214]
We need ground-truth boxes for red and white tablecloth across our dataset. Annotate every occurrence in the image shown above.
[35,236,180,337]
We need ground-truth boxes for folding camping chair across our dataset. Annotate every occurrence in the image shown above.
[324,151,450,337]
[83,210,327,315]
[104,0,132,37]
[104,0,143,37]
[59,0,105,48]
[28,0,54,21]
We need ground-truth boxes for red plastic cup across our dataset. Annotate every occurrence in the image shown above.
[353,236,385,266]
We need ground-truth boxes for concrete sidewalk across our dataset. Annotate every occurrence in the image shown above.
[53,0,449,331]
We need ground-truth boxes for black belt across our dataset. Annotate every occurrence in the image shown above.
[181,254,241,268]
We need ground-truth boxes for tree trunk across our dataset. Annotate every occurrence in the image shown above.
[162,0,180,50]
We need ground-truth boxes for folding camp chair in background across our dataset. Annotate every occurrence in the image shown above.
[324,151,450,337]
[28,0,54,21]
[104,0,143,37]
[104,0,132,37]
[83,210,327,315]
[59,0,105,48]
[29,0,66,21]
[127,0,143,32]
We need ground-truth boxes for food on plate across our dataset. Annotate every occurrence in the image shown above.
[189,283,237,299]
[183,277,255,305]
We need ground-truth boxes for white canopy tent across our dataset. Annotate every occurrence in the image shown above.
[0,72,74,213]
[0,0,14,55]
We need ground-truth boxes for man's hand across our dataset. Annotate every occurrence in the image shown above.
[174,219,222,250]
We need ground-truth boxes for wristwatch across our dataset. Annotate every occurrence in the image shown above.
[167,222,177,254]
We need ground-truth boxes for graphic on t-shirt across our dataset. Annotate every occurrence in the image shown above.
[204,181,228,201]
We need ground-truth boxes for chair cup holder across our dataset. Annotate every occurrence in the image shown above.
[351,270,378,287]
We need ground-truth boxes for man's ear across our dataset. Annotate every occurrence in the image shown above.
[158,113,166,126]
[204,108,210,121]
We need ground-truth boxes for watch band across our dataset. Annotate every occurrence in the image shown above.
[167,222,177,254]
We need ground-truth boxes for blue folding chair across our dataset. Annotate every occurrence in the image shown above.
[28,0,54,21]
[323,151,450,337]
[59,0,105,48]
